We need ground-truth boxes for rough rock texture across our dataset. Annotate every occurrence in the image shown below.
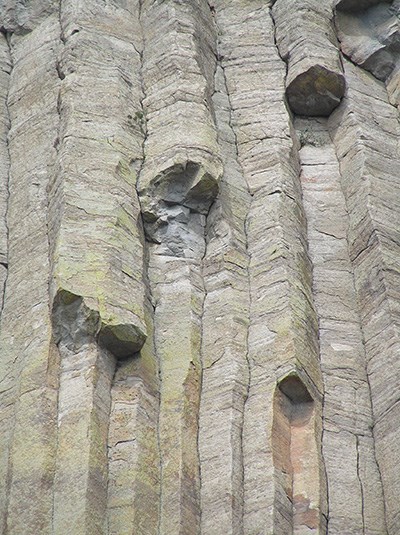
[273,0,346,116]
[336,2,400,82]
[0,1,399,534]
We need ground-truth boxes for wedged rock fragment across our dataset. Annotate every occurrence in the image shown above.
[273,0,346,116]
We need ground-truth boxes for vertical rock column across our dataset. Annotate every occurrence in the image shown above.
[297,117,387,534]
[272,0,345,116]
[107,318,160,535]
[48,2,148,533]
[198,65,251,535]
[0,14,60,535]
[213,2,326,534]
[139,1,222,533]
[329,60,400,534]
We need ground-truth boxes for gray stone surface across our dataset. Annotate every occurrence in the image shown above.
[329,60,400,535]
[273,0,345,116]
[0,14,59,534]
[336,2,400,82]
[298,117,387,534]
[0,1,398,534]
[49,0,147,359]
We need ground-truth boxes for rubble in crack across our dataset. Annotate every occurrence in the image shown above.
[0,1,398,534]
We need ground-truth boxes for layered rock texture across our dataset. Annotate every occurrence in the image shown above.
[0,0,399,534]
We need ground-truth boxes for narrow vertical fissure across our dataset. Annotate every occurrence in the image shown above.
[220,58,252,533]
[356,435,366,534]
[320,392,330,533]
[0,30,11,322]
[135,4,163,534]
[50,5,65,529]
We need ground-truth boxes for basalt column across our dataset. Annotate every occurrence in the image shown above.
[297,117,387,534]
[138,1,222,533]
[329,59,400,535]
[0,1,399,534]
[0,13,60,534]
[212,2,326,533]
[48,2,149,533]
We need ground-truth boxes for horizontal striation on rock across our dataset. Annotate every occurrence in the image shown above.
[214,2,326,533]
[273,0,345,116]
[0,15,60,534]
[199,63,251,535]
[49,0,147,359]
[0,0,398,533]
[106,5,160,535]
[139,1,221,533]
[107,319,160,535]
[298,117,387,534]
[138,0,222,257]
[329,59,400,534]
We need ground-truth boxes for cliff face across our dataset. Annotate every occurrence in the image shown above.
[0,1,399,534]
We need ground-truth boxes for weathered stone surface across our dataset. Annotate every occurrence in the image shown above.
[214,3,326,533]
[138,0,222,258]
[199,64,251,535]
[298,117,387,534]
[0,15,60,534]
[329,59,400,535]
[107,317,160,535]
[0,1,398,534]
[273,0,345,116]
[49,0,147,359]
[53,343,114,535]
[0,32,10,311]
[0,0,58,33]
[148,255,204,535]
[336,2,400,82]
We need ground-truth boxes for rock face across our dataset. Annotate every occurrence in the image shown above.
[0,1,398,534]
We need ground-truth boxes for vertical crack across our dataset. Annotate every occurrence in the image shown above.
[49,7,66,529]
[0,30,12,325]
[356,435,366,534]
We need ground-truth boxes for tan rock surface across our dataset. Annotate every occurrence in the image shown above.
[0,1,398,534]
